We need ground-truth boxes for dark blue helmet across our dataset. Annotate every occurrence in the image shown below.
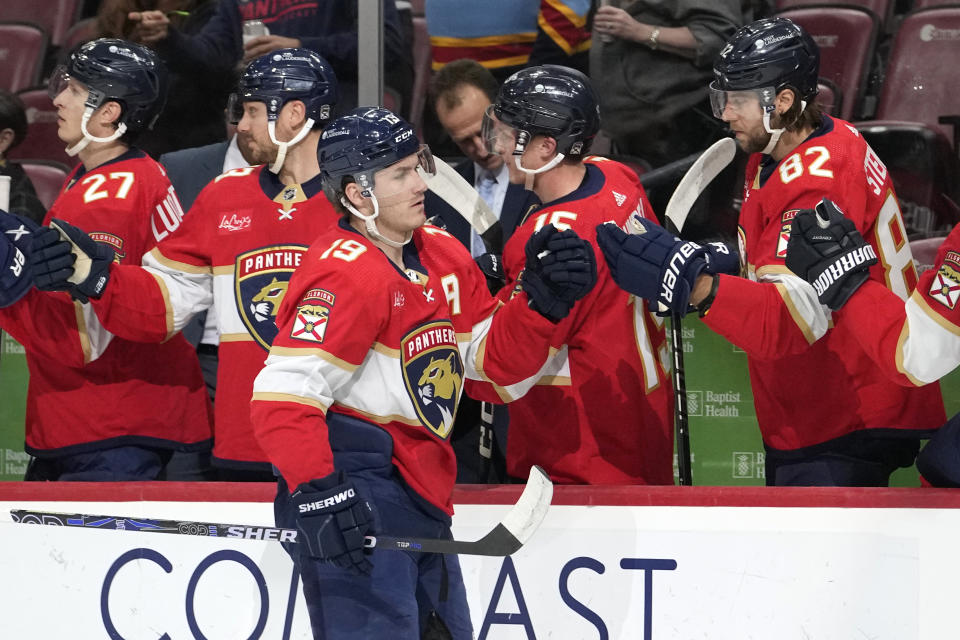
[233,49,338,125]
[51,38,168,135]
[318,107,430,196]
[494,65,600,157]
[713,18,819,104]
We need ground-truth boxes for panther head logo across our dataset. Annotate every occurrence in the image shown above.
[250,277,288,322]
[417,353,462,433]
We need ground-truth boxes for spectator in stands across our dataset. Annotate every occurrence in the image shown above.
[590,0,740,168]
[425,59,539,482]
[0,91,46,224]
[0,39,212,481]
[95,0,234,157]
[127,0,413,117]
[528,0,592,74]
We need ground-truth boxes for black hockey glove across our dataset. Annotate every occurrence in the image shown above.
[596,217,709,315]
[32,218,115,303]
[290,470,375,575]
[521,224,597,323]
[0,210,39,308]
[475,252,506,294]
[785,198,878,311]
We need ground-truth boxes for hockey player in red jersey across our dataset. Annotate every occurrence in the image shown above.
[786,203,960,486]
[596,17,946,486]
[251,107,596,639]
[0,39,213,480]
[479,64,678,485]
[30,49,342,479]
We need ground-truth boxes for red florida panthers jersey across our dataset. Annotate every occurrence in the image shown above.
[494,157,674,485]
[91,165,340,468]
[251,222,557,514]
[0,150,212,455]
[837,222,960,386]
[705,116,945,450]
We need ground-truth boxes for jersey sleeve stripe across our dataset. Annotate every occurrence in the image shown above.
[251,391,329,413]
[267,346,360,373]
[148,271,176,338]
[149,248,213,275]
[220,333,256,342]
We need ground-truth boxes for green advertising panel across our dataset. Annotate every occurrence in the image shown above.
[678,317,960,487]
[0,332,28,480]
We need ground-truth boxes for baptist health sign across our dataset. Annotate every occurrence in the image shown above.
[0,492,957,639]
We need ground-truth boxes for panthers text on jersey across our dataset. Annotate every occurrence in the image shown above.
[251,221,558,513]
[492,157,674,485]
[837,222,960,386]
[90,165,340,469]
[704,116,945,451]
[0,150,212,456]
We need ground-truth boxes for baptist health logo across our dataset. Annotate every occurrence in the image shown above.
[686,390,741,417]
[732,451,765,479]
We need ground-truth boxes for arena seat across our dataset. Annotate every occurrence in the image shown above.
[912,0,960,10]
[20,160,69,211]
[8,88,74,169]
[0,23,48,93]
[774,0,894,30]
[4,0,82,46]
[776,7,879,121]
[60,17,98,52]
[853,8,960,237]
[816,78,842,116]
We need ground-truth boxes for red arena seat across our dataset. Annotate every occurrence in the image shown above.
[0,23,48,93]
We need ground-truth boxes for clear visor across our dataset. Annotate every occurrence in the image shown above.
[371,144,435,199]
[708,83,776,119]
[47,66,71,101]
[481,105,519,155]
[226,93,243,125]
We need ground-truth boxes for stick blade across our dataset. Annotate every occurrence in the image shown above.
[664,137,736,233]
[422,157,500,235]
[499,465,553,546]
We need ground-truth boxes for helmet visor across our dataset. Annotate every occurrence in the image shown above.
[481,105,519,156]
[226,92,243,125]
[47,66,71,101]
[372,144,435,199]
[709,82,776,119]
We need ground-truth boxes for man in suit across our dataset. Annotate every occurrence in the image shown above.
[426,59,538,257]
[426,59,539,484]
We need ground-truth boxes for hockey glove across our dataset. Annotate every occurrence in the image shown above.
[703,241,740,276]
[596,217,709,315]
[290,470,375,575]
[475,252,506,294]
[521,224,597,323]
[785,198,878,311]
[0,210,38,308]
[32,218,115,303]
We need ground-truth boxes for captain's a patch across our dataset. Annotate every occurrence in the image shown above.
[291,288,336,343]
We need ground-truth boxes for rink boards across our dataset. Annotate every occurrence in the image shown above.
[1,482,959,639]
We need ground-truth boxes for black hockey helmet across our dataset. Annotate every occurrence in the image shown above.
[493,64,600,157]
[232,48,338,126]
[711,17,819,115]
[318,106,434,197]
[49,38,168,135]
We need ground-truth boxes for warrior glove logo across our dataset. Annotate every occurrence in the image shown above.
[811,246,877,297]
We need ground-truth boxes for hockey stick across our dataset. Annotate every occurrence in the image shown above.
[9,465,553,557]
[422,157,504,253]
[632,137,736,486]
[664,137,736,486]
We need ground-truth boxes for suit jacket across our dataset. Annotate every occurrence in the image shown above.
[423,159,538,254]
[159,141,231,212]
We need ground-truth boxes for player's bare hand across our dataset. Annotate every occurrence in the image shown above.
[243,35,303,63]
[593,6,642,42]
[128,11,170,45]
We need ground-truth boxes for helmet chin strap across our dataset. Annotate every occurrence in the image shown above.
[268,117,316,173]
[66,107,127,156]
[760,100,806,155]
[341,193,411,249]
